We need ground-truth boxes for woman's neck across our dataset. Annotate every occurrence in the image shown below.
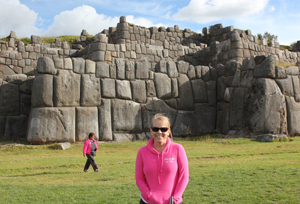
[153,140,167,153]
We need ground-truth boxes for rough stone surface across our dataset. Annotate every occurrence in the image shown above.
[112,99,142,132]
[191,79,207,103]
[76,107,99,141]
[136,57,149,79]
[31,74,53,108]
[167,61,179,78]
[116,80,132,100]
[0,64,15,80]
[101,78,116,98]
[27,107,75,144]
[229,87,247,129]
[53,70,80,107]
[131,80,146,103]
[4,115,28,139]
[177,74,194,110]
[56,142,71,150]
[114,133,136,142]
[37,57,57,75]
[276,76,294,96]
[244,78,287,134]
[154,73,171,99]
[81,74,101,106]
[194,104,216,134]
[253,55,276,78]
[96,62,110,78]
[285,96,300,136]
[98,99,113,141]
[0,83,20,115]
[115,58,125,79]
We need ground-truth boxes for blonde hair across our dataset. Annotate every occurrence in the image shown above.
[151,113,173,141]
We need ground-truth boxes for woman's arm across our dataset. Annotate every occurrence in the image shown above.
[135,148,151,201]
[173,145,189,204]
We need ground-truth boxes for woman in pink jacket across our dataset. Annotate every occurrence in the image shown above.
[83,132,99,172]
[135,114,189,204]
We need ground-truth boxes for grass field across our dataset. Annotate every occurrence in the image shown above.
[0,136,300,204]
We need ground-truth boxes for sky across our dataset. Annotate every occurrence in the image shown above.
[0,0,299,46]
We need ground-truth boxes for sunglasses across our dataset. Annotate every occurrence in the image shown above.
[151,127,169,132]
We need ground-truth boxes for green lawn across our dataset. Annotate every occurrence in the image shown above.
[0,137,300,204]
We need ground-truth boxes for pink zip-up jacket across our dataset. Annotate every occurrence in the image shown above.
[83,139,98,155]
[135,138,189,204]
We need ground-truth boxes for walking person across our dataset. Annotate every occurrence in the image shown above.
[83,132,99,172]
[135,113,189,204]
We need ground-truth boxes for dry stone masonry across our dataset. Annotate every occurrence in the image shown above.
[0,16,300,143]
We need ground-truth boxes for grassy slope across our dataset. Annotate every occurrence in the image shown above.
[0,137,300,203]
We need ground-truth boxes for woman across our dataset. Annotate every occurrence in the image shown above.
[135,114,189,204]
[83,132,99,172]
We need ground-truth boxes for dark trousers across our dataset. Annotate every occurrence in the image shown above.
[84,154,98,171]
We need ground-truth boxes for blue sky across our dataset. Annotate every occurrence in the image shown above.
[0,0,299,46]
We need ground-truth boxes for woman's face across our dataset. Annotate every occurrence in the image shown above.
[150,119,170,145]
[89,135,94,140]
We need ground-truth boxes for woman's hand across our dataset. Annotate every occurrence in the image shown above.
[83,154,86,157]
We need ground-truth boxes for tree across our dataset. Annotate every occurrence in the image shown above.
[257,31,278,42]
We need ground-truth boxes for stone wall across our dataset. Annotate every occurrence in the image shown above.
[1,16,300,142]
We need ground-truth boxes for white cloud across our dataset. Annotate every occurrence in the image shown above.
[43,5,119,36]
[0,0,41,38]
[270,6,276,12]
[172,0,270,23]
[43,5,167,37]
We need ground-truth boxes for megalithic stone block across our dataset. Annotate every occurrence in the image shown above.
[31,74,53,108]
[98,99,112,141]
[81,74,101,107]
[27,107,75,144]
[76,107,99,141]
[53,70,80,107]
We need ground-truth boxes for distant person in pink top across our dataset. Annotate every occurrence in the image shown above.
[83,132,99,172]
[135,114,189,204]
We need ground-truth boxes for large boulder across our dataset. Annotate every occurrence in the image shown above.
[253,55,276,78]
[31,74,53,108]
[96,62,110,78]
[76,107,99,141]
[229,87,247,129]
[27,107,76,144]
[80,74,101,106]
[177,74,194,110]
[112,99,142,132]
[154,73,171,99]
[136,57,149,79]
[0,64,15,80]
[116,80,132,100]
[191,79,207,103]
[4,115,28,139]
[244,78,287,134]
[98,99,113,141]
[172,111,197,136]
[194,104,216,134]
[37,57,57,75]
[285,96,300,136]
[114,133,136,142]
[101,78,116,98]
[53,70,80,107]
[0,82,20,115]
[131,80,146,103]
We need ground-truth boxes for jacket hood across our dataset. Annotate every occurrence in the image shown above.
[146,137,171,154]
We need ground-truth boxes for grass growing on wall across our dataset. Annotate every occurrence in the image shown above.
[0,137,300,203]
[276,61,297,68]
[1,35,94,46]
